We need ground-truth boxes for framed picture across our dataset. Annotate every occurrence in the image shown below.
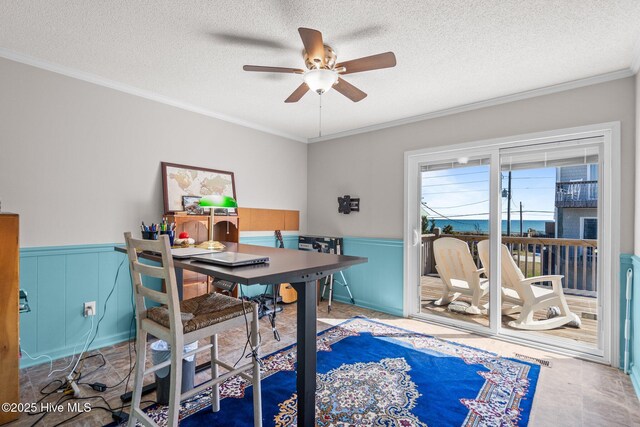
[182,196,205,215]
[162,162,237,214]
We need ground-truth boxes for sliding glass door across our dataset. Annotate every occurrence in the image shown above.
[405,126,616,362]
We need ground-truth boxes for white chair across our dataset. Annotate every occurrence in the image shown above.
[477,240,580,330]
[433,237,488,315]
[124,232,262,427]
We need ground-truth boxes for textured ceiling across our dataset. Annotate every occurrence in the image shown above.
[1,1,639,142]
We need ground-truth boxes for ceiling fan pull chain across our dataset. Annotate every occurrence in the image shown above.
[319,94,322,137]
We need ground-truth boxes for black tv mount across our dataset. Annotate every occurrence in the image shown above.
[338,195,360,214]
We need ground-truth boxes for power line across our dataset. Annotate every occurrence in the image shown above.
[511,177,556,180]
[510,187,554,190]
[424,172,555,181]
[423,189,490,195]
[421,179,490,188]
[422,203,554,219]
[421,203,472,225]
[427,211,553,218]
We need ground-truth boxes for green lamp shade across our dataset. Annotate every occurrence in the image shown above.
[199,195,237,208]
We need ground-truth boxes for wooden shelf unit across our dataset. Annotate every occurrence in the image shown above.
[0,214,19,425]
[164,213,240,299]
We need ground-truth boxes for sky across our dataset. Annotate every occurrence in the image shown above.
[421,165,556,221]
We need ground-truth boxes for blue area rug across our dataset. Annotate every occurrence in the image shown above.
[126,317,539,426]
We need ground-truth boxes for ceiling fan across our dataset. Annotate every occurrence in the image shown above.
[243,27,396,103]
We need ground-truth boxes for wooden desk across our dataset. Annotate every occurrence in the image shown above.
[116,242,367,425]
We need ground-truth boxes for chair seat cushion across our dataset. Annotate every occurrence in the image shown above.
[147,292,253,333]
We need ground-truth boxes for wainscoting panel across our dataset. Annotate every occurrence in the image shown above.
[19,238,298,368]
[19,245,132,368]
[621,253,640,399]
[333,237,404,316]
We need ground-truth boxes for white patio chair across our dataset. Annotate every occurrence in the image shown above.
[477,240,580,330]
[433,237,488,315]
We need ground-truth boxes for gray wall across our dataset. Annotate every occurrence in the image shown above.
[558,208,598,239]
[637,72,640,256]
[558,165,596,182]
[0,58,308,247]
[307,77,636,254]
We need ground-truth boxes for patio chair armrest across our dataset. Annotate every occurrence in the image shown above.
[472,268,485,276]
[521,275,564,291]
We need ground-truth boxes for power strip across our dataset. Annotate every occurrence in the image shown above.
[212,279,237,293]
[112,410,129,424]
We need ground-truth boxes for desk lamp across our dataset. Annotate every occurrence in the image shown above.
[199,195,237,249]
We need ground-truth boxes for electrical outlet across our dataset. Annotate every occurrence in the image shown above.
[84,301,96,317]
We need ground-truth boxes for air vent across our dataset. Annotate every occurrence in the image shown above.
[513,353,552,367]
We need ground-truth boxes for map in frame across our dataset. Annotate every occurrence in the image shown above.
[161,162,236,214]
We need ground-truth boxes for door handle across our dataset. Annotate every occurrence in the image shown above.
[412,229,420,247]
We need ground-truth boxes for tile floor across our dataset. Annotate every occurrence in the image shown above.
[12,300,640,426]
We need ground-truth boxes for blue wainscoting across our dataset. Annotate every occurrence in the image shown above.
[332,237,404,317]
[621,253,640,400]
[238,235,403,315]
[18,237,297,368]
[239,235,403,316]
[19,244,133,369]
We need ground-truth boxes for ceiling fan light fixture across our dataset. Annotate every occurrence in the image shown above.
[303,68,338,94]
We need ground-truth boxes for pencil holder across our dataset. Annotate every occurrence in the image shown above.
[160,230,175,246]
[142,230,158,240]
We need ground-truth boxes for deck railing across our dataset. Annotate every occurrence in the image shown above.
[421,234,598,297]
[555,180,598,208]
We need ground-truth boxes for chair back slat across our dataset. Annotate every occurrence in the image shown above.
[136,283,169,305]
[477,239,528,299]
[477,240,491,277]
[128,237,170,253]
[434,237,478,284]
[132,261,169,280]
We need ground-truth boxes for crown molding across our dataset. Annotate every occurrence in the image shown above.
[1,47,635,145]
[0,47,307,143]
[309,68,634,143]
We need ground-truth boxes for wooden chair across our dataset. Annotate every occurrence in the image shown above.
[477,240,580,330]
[433,237,488,314]
[124,232,262,427]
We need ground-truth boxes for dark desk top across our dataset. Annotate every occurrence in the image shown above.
[115,242,367,285]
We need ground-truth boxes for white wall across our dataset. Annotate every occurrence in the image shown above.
[307,77,636,254]
[0,58,308,247]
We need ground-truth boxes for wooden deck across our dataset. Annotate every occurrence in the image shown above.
[420,275,598,346]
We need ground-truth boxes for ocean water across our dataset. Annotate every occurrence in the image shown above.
[429,219,550,234]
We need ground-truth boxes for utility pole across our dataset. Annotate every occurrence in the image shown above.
[506,171,512,236]
[519,201,523,237]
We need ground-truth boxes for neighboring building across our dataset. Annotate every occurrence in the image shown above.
[555,164,598,239]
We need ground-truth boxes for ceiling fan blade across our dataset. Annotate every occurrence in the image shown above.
[285,83,310,103]
[336,52,396,75]
[333,78,367,102]
[243,65,304,74]
[298,27,325,67]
